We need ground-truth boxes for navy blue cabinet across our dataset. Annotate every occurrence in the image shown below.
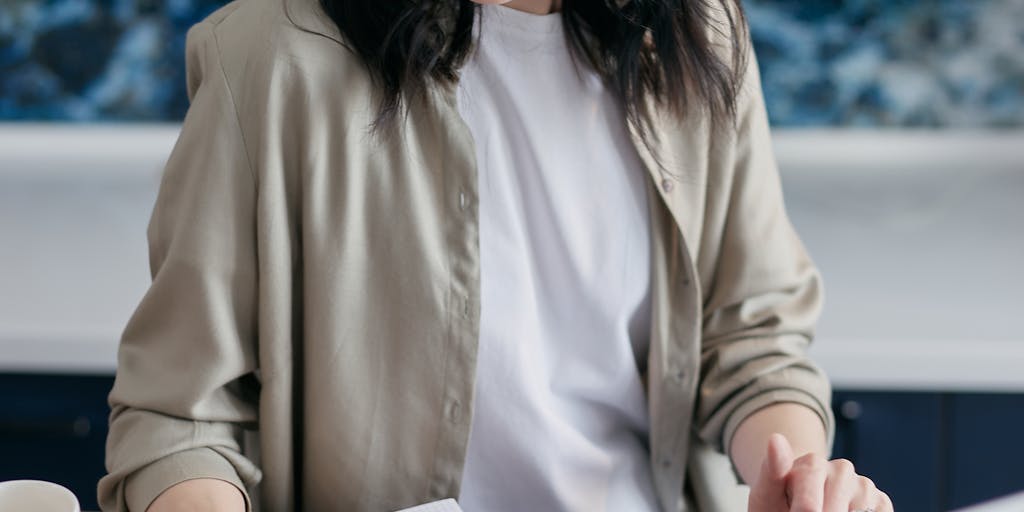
[0,373,113,511]
[3,374,1023,512]
[832,391,1024,512]
[945,394,1024,509]
[832,391,944,512]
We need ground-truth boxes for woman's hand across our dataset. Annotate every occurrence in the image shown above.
[748,434,893,512]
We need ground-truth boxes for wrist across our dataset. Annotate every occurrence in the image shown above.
[729,402,828,484]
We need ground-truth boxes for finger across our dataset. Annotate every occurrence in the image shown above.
[748,434,796,511]
[766,433,795,481]
[875,490,894,512]
[787,454,828,512]
[847,476,880,512]
[822,459,857,512]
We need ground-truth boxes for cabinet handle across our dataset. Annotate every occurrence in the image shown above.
[839,400,863,421]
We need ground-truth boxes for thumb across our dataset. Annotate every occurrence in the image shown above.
[763,433,795,482]
[748,434,796,511]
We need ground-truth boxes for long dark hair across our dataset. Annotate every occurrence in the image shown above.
[320,0,749,134]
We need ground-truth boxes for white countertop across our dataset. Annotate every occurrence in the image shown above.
[1,124,1022,392]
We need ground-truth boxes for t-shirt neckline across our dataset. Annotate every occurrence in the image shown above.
[481,4,564,41]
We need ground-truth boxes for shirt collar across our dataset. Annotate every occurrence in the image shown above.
[284,0,345,46]
[281,0,675,188]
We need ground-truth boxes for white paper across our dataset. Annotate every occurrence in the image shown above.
[953,492,1024,512]
[395,498,463,512]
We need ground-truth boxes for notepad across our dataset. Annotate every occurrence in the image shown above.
[395,498,464,512]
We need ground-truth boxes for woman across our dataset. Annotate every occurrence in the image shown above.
[100,0,891,511]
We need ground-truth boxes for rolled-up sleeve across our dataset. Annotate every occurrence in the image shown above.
[694,37,834,458]
[98,20,261,512]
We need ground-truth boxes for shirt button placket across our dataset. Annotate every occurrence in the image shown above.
[438,179,477,499]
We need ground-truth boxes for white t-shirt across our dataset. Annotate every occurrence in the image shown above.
[455,6,659,512]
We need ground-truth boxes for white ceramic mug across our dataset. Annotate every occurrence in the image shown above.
[0,480,80,512]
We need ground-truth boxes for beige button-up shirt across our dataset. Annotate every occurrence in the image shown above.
[98,0,834,510]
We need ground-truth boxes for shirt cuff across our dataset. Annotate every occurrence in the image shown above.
[124,447,252,512]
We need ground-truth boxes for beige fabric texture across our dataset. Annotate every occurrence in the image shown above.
[98,0,834,510]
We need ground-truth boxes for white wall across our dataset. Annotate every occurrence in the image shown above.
[775,130,1024,390]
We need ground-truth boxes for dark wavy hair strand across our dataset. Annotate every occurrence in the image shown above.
[319,0,749,135]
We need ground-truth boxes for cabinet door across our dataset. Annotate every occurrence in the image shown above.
[946,393,1024,509]
[832,391,944,512]
[0,373,114,511]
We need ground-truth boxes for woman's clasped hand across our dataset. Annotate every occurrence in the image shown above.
[749,434,894,512]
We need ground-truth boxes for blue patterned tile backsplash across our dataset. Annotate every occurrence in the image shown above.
[747,0,1023,127]
[1,0,1022,125]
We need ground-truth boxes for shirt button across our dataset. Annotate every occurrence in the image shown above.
[661,179,674,192]
[459,191,467,210]
[446,398,461,423]
[669,364,687,383]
